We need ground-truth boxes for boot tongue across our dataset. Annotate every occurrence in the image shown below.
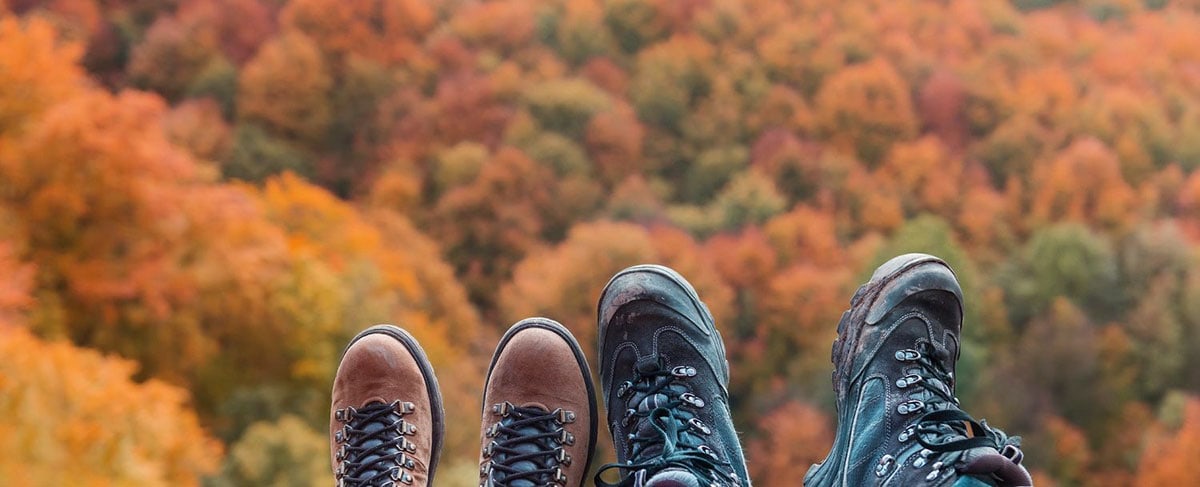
[631,383,691,459]
[643,468,702,487]
[501,435,543,487]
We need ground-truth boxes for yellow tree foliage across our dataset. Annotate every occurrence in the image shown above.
[257,173,484,463]
[214,415,327,487]
[0,327,222,485]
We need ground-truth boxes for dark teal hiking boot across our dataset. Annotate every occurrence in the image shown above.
[595,265,750,487]
[804,254,1032,487]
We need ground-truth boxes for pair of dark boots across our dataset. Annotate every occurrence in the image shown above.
[329,256,1032,486]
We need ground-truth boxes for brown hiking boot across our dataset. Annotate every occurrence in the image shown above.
[331,325,444,486]
[479,318,598,487]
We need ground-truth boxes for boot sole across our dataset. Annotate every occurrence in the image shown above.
[344,324,446,486]
[484,317,599,487]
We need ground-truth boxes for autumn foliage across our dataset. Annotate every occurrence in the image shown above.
[3,0,1200,484]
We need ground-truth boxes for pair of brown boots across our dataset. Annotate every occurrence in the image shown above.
[329,318,594,487]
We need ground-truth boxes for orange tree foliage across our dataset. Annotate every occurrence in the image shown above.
[280,0,433,65]
[10,1,1200,485]
[745,401,835,486]
[815,58,918,166]
[0,327,222,485]
[0,16,84,134]
[1137,397,1200,486]
[0,242,32,328]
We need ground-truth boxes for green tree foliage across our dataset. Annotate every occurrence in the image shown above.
[522,78,612,139]
[208,415,327,487]
[999,223,1121,326]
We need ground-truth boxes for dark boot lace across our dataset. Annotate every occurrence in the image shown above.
[480,401,577,487]
[881,341,1025,482]
[596,357,740,487]
[334,400,420,487]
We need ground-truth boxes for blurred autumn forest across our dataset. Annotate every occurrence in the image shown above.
[4,0,1200,484]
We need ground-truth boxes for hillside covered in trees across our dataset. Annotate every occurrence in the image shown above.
[3,0,1200,484]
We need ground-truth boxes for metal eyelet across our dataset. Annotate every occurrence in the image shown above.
[617,380,634,398]
[558,429,575,445]
[688,417,712,435]
[671,365,698,377]
[622,408,637,427]
[556,408,577,424]
[557,448,572,466]
[897,400,925,415]
[914,449,933,467]
[895,374,923,388]
[875,454,895,477]
[926,463,943,481]
[698,444,718,458]
[553,467,568,484]
[681,393,706,408]
[396,420,417,435]
[898,426,915,442]
[895,349,921,362]
[492,402,511,417]
[1001,444,1024,464]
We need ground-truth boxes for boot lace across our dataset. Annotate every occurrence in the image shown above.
[333,400,420,487]
[480,401,577,486]
[883,341,1024,481]
[596,357,739,487]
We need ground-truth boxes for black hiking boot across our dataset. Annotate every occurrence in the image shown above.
[595,265,750,487]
